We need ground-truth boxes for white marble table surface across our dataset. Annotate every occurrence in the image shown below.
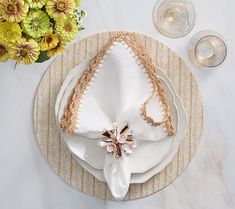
[0,0,235,208]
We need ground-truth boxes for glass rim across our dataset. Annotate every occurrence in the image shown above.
[152,0,196,38]
[194,34,227,68]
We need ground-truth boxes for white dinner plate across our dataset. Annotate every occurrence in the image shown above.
[55,58,187,183]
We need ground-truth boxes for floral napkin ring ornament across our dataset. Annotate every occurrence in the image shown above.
[98,123,136,158]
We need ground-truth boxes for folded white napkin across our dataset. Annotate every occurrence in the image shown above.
[59,34,175,200]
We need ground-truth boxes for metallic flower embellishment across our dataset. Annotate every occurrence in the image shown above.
[99,124,136,158]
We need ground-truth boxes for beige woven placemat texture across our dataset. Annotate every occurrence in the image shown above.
[34,32,203,200]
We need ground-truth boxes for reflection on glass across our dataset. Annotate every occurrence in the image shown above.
[188,30,227,69]
[152,0,196,38]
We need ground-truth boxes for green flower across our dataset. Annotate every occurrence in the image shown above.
[46,0,75,20]
[0,42,9,62]
[9,38,40,64]
[21,10,50,39]
[0,21,22,43]
[27,0,48,8]
[0,0,28,22]
[74,0,80,7]
[55,16,78,42]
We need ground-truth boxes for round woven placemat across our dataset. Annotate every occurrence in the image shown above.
[34,32,203,200]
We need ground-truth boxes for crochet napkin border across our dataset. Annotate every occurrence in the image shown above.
[60,32,174,136]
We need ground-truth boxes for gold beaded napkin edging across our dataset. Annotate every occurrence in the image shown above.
[60,33,174,136]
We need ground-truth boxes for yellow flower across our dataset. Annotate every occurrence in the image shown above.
[0,21,22,43]
[55,16,78,42]
[10,38,40,64]
[0,42,9,62]
[27,0,47,9]
[0,0,28,22]
[47,39,65,57]
[46,0,75,20]
[39,29,59,51]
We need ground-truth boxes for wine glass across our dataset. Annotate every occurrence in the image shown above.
[152,0,196,38]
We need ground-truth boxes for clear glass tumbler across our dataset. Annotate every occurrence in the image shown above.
[188,30,227,69]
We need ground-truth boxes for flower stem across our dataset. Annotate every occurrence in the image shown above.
[13,61,18,70]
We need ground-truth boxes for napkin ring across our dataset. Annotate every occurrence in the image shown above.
[99,124,136,158]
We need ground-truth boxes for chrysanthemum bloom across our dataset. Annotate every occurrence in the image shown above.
[21,10,50,39]
[46,0,75,20]
[47,39,65,57]
[39,29,59,51]
[55,17,78,42]
[0,0,28,22]
[0,21,22,43]
[0,43,9,62]
[10,39,40,64]
[27,0,47,9]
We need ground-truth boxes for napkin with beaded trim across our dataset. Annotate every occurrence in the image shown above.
[59,34,175,200]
